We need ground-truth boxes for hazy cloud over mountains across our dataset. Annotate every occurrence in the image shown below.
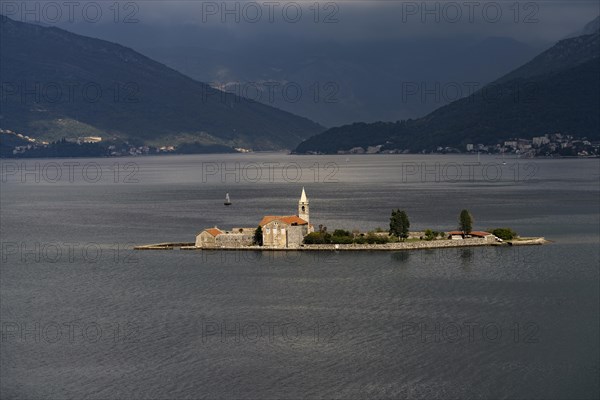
[9,0,597,46]
[2,1,598,126]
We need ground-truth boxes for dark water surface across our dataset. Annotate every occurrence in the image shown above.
[1,154,598,399]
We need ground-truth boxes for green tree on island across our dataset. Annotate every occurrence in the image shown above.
[389,209,410,241]
[424,229,436,241]
[459,209,473,235]
[253,226,263,246]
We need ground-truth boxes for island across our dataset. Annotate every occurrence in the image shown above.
[134,188,548,251]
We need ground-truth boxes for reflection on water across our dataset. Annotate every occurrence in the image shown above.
[391,251,410,264]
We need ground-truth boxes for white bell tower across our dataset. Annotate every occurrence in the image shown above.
[298,187,309,223]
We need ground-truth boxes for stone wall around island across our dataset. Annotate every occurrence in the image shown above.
[299,236,496,251]
[137,235,550,250]
[188,236,497,251]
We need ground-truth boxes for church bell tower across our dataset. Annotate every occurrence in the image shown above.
[298,187,309,223]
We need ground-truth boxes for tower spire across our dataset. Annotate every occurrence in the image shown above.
[298,187,309,223]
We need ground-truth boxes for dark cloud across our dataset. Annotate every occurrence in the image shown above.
[3,0,598,47]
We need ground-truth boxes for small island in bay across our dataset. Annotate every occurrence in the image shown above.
[135,188,548,251]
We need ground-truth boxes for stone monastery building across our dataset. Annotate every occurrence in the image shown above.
[195,188,314,249]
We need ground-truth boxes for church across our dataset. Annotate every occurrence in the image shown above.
[195,188,314,249]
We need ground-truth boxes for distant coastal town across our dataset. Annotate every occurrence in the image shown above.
[0,129,253,158]
[1,129,597,158]
[135,188,547,251]
[324,133,600,158]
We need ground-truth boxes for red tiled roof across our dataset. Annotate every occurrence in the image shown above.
[259,215,308,226]
[448,231,491,237]
[205,228,223,237]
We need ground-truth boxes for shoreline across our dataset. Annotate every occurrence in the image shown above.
[2,152,598,160]
[134,237,548,251]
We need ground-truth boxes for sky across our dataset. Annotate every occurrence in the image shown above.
[2,0,599,49]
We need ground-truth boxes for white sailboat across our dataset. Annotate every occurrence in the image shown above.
[224,193,232,206]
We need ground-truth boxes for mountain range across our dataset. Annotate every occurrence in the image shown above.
[0,16,323,151]
[140,36,538,128]
[35,12,544,128]
[2,15,598,155]
[295,18,600,154]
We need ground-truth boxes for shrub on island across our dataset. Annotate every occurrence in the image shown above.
[423,230,446,240]
[303,232,332,244]
[333,229,351,237]
[331,236,354,244]
[354,236,367,245]
[491,228,518,240]
[303,230,389,245]
[365,232,389,244]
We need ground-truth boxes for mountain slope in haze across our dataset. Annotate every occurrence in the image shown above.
[0,17,324,150]
[497,27,600,84]
[295,22,600,154]
[141,36,537,127]
[566,16,600,38]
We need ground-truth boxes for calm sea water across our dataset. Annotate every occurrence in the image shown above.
[1,154,599,399]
